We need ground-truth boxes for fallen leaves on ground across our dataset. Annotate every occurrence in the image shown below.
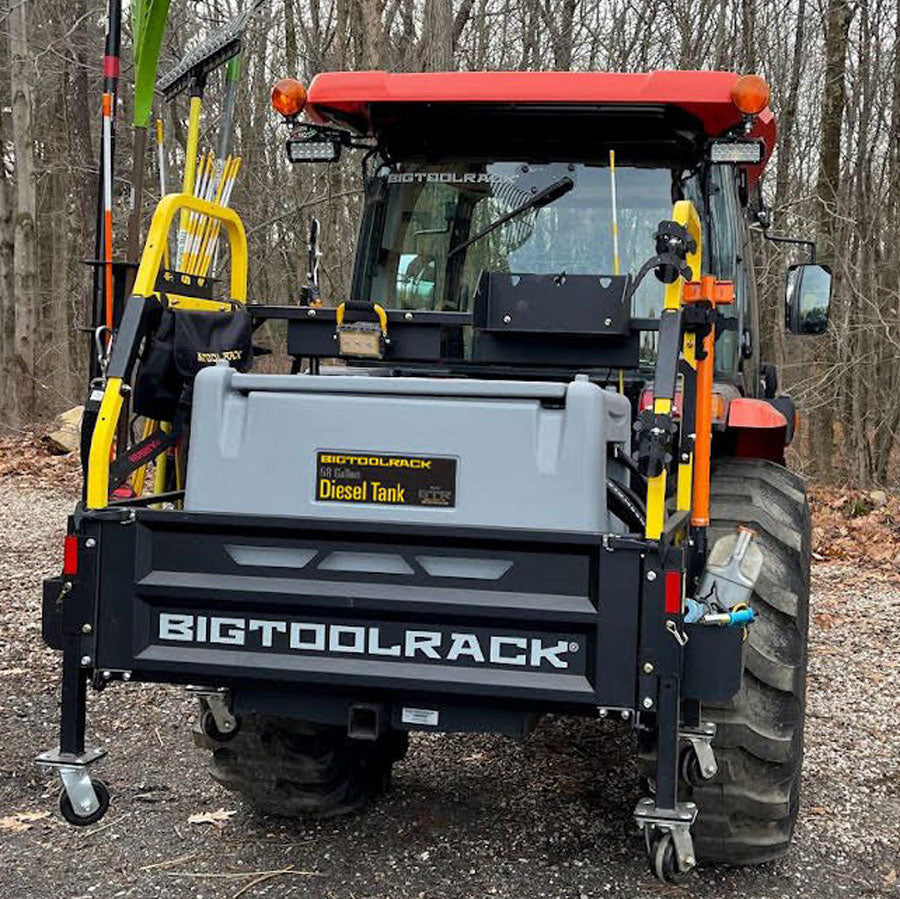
[0,811,51,832]
[809,485,900,575]
[187,808,237,827]
[0,434,80,491]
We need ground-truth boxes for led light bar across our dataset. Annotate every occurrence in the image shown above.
[286,138,341,163]
[708,139,765,164]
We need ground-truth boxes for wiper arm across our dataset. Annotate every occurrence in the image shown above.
[447,175,574,259]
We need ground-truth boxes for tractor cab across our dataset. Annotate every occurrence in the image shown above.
[271,70,828,395]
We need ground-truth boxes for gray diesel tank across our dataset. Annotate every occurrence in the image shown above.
[184,365,631,533]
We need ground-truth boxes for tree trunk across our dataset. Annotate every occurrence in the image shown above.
[50,120,72,408]
[0,115,14,421]
[9,0,38,422]
[418,0,453,71]
[765,0,806,373]
[285,0,299,74]
[810,0,854,478]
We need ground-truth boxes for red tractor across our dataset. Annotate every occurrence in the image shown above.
[39,69,829,882]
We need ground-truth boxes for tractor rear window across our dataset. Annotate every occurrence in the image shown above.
[363,162,687,325]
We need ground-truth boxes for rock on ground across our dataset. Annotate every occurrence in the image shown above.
[0,483,898,899]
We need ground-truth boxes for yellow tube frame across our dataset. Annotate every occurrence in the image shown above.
[178,96,203,248]
[644,200,702,540]
[87,192,248,510]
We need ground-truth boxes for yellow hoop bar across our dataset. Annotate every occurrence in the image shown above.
[86,192,249,509]
[134,193,248,302]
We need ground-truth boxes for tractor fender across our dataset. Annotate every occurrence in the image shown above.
[724,397,788,463]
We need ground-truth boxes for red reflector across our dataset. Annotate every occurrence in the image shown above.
[638,388,684,418]
[664,570,682,614]
[63,535,78,575]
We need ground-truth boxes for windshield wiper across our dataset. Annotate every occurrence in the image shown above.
[447,175,575,259]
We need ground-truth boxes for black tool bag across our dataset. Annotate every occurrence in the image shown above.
[133,303,252,422]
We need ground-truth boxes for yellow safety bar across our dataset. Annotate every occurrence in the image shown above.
[644,200,702,540]
[87,192,249,510]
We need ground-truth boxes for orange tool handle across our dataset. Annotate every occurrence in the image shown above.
[688,275,733,527]
[691,328,714,527]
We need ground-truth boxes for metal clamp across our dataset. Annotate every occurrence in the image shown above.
[94,326,112,377]
[665,619,689,646]
[634,797,698,873]
[36,747,107,817]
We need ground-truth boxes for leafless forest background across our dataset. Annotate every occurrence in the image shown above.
[0,0,897,484]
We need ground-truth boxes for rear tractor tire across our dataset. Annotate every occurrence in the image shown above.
[692,458,811,865]
[193,713,409,817]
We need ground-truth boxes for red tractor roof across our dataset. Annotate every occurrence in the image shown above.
[307,70,775,172]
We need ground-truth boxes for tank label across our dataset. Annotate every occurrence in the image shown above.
[316,451,457,508]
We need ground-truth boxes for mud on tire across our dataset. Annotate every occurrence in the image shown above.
[193,713,409,817]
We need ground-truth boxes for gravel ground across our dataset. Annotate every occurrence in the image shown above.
[0,483,898,899]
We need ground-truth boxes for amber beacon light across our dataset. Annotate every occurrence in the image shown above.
[731,74,770,116]
[271,78,308,118]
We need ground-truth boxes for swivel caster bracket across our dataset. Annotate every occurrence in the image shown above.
[36,747,107,821]
[634,797,698,879]
[681,721,718,779]
[187,686,237,736]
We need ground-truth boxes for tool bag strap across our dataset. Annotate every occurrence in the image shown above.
[108,387,193,489]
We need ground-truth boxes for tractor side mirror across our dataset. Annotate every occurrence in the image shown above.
[785,263,832,335]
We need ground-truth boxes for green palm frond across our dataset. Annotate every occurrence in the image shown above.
[132,0,172,128]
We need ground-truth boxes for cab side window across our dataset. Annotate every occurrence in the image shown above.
[707,166,747,377]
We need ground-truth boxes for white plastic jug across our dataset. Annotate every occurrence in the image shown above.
[695,526,763,612]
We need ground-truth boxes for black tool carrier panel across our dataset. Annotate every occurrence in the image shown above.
[48,508,743,713]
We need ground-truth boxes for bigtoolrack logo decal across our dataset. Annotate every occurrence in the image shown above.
[385,172,516,186]
[316,451,457,508]
[155,613,583,672]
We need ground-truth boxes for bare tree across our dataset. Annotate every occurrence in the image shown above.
[8,0,38,421]
[809,0,854,476]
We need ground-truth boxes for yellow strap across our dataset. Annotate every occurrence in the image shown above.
[178,96,203,251]
[152,420,171,505]
[645,473,667,540]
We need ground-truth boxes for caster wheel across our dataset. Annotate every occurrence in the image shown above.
[201,708,240,742]
[649,831,692,883]
[680,746,704,787]
[59,778,110,827]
